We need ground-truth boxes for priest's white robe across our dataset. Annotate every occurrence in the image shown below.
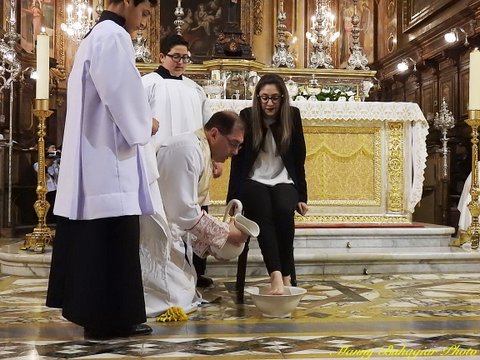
[140,131,229,317]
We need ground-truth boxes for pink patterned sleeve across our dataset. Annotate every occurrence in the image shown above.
[188,211,229,258]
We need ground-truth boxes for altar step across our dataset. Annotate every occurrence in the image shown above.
[205,223,480,277]
[2,223,480,278]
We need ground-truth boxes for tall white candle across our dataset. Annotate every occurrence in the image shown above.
[36,32,49,100]
[177,0,181,8]
[469,49,480,110]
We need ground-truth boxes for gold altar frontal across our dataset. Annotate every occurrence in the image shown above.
[205,100,428,224]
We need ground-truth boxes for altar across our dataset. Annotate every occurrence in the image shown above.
[206,99,428,224]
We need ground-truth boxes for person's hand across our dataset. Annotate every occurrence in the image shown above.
[296,202,308,216]
[227,220,248,246]
[151,118,159,135]
[212,161,223,178]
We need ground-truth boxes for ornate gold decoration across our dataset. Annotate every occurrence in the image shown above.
[253,0,264,35]
[21,99,54,253]
[56,0,67,71]
[387,122,404,213]
[294,215,411,223]
[50,66,67,88]
[212,214,411,224]
[454,110,480,249]
[149,6,159,61]
[303,125,381,206]
[137,61,377,85]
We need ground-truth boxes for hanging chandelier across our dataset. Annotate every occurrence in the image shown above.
[60,0,94,42]
[306,0,339,69]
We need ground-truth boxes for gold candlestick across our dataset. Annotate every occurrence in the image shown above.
[455,110,480,249]
[21,99,54,253]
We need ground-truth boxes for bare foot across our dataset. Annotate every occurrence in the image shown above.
[269,271,284,295]
[283,275,291,286]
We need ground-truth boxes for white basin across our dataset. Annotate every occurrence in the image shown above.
[245,286,307,318]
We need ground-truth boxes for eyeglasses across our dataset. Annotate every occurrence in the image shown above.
[257,94,283,104]
[223,134,242,151]
[166,53,192,64]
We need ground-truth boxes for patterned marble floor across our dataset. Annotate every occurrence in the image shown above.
[1,272,480,359]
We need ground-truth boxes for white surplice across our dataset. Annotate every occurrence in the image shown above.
[54,20,154,220]
[140,131,229,317]
[141,73,210,152]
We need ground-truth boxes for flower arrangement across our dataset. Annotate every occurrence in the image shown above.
[293,86,357,102]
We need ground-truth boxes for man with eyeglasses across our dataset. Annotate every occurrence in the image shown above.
[142,34,207,149]
[140,111,248,317]
[141,34,218,291]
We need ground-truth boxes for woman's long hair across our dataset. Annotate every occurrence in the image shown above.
[250,74,292,155]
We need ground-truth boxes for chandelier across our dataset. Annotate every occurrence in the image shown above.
[60,0,94,42]
[306,0,339,69]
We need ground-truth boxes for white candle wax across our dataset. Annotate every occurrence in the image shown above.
[36,32,49,100]
[469,49,480,110]
[177,0,181,7]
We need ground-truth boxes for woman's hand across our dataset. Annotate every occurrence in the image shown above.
[296,202,308,216]
[212,161,223,178]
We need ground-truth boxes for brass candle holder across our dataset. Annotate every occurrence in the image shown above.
[21,99,54,253]
[455,110,480,249]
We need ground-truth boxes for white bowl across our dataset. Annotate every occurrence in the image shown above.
[245,286,307,318]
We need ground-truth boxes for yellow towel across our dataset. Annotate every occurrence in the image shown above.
[156,307,189,322]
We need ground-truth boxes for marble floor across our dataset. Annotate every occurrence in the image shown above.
[1,271,480,359]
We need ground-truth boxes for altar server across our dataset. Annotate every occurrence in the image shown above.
[142,34,210,151]
[227,74,308,295]
[46,0,159,339]
[142,34,218,288]
[140,111,248,317]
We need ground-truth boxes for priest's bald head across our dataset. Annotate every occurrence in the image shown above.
[204,111,245,163]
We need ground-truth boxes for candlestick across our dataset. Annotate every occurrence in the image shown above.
[36,32,50,100]
[22,99,53,253]
[469,49,480,110]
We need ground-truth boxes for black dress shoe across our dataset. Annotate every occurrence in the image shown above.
[84,324,152,339]
[196,275,214,288]
[129,324,152,336]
